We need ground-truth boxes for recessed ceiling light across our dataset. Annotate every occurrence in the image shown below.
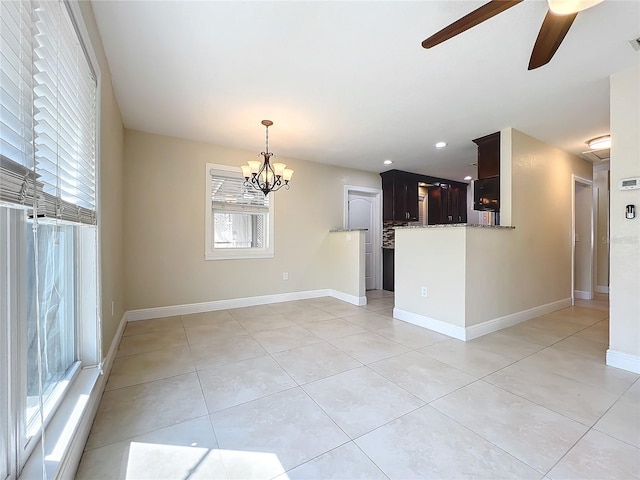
[383,160,393,165]
[464,175,472,181]
[587,135,611,150]
[434,141,447,149]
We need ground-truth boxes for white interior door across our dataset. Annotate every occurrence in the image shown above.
[573,178,594,301]
[348,192,375,290]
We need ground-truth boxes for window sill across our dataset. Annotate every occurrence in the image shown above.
[19,366,102,480]
[205,251,274,261]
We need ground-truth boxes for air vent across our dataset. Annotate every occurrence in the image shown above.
[581,148,610,162]
[629,36,640,51]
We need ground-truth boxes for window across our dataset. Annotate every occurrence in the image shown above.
[0,0,99,475]
[205,164,274,260]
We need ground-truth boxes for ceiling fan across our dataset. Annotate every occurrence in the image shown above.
[422,0,604,70]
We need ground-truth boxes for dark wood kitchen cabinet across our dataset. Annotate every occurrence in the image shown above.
[382,248,394,291]
[473,132,500,179]
[428,183,468,224]
[448,184,468,223]
[381,170,419,222]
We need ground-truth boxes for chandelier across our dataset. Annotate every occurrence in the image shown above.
[241,120,293,196]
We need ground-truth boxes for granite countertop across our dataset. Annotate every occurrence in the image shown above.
[395,223,515,230]
[329,228,368,232]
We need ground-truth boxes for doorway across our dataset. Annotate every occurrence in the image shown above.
[344,186,382,291]
[572,176,594,303]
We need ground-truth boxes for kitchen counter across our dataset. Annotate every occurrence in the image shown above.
[395,223,515,230]
[329,228,368,232]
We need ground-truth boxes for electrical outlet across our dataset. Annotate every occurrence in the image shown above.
[283,272,289,281]
[421,287,428,298]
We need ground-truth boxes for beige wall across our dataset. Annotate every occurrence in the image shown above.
[507,128,592,309]
[593,168,610,289]
[464,227,516,326]
[609,66,640,367]
[395,227,466,327]
[77,1,125,354]
[395,128,592,332]
[330,231,366,299]
[123,130,380,310]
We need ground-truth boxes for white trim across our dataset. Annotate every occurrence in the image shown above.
[344,185,383,291]
[329,290,367,306]
[20,312,126,480]
[463,298,573,340]
[101,314,129,376]
[394,297,572,341]
[393,308,466,340]
[606,349,640,374]
[205,164,275,261]
[595,285,610,294]
[574,290,594,300]
[66,2,102,80]
[127,290,332,321]
[571,175,595,305]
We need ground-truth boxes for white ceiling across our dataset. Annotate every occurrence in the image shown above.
[91,0,639,181]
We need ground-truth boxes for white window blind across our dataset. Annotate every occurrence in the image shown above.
[0,0,97,225]
[211,171,270,211]
[206,164,274,259]
[0,0,37,207]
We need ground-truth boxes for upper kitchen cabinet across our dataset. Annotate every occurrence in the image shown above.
[472,131,501,212]
[381,170,420,221]
[427,183,467,225]
[473,132,500,179]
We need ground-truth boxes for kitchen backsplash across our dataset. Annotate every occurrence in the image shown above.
[383,221,408,248]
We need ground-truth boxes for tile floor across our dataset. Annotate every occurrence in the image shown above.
[76,292,640,479]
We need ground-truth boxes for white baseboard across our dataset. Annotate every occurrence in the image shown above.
[393,308,466,340]
[595,285,609,294]
[330,289,367,306]
[464,297,573,340]
[574,290,594,300]
[606,349,640,374]
[394,297,572,342]
[126,289,365,322]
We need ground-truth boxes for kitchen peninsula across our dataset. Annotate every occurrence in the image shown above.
[393,223,529,341]
[387,129,591,343]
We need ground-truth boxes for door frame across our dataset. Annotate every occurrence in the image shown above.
[571,175,595,304]
[344,185,383,291]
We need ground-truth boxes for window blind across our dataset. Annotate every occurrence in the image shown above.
[0,0,97,225]
[0,0,36,207]
[211,169,269,212]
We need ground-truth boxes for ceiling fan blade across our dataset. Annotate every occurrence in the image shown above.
[528,10,578,70]
[422,0,524,49]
